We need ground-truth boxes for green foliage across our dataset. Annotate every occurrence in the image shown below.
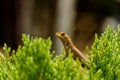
[0,25,120,80]
[90,25,120,80]
[0,34,85,80]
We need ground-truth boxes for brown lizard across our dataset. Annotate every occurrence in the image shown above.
[56,32,90,68]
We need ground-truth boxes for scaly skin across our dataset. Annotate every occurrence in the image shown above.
[56,32,90,68]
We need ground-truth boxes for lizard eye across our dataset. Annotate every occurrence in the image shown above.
[61,32,65,36]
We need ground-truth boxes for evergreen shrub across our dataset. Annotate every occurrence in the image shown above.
[0,25,120,80]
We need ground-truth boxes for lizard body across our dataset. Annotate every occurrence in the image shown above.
[55,32,89,62]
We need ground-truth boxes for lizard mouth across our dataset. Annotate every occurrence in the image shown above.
[55,32,61,38]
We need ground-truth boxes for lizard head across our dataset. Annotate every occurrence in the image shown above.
[56,32,71,46]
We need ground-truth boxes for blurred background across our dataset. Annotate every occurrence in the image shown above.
[0,0,120,55]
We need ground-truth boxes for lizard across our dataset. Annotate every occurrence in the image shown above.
[56,32,90,68]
